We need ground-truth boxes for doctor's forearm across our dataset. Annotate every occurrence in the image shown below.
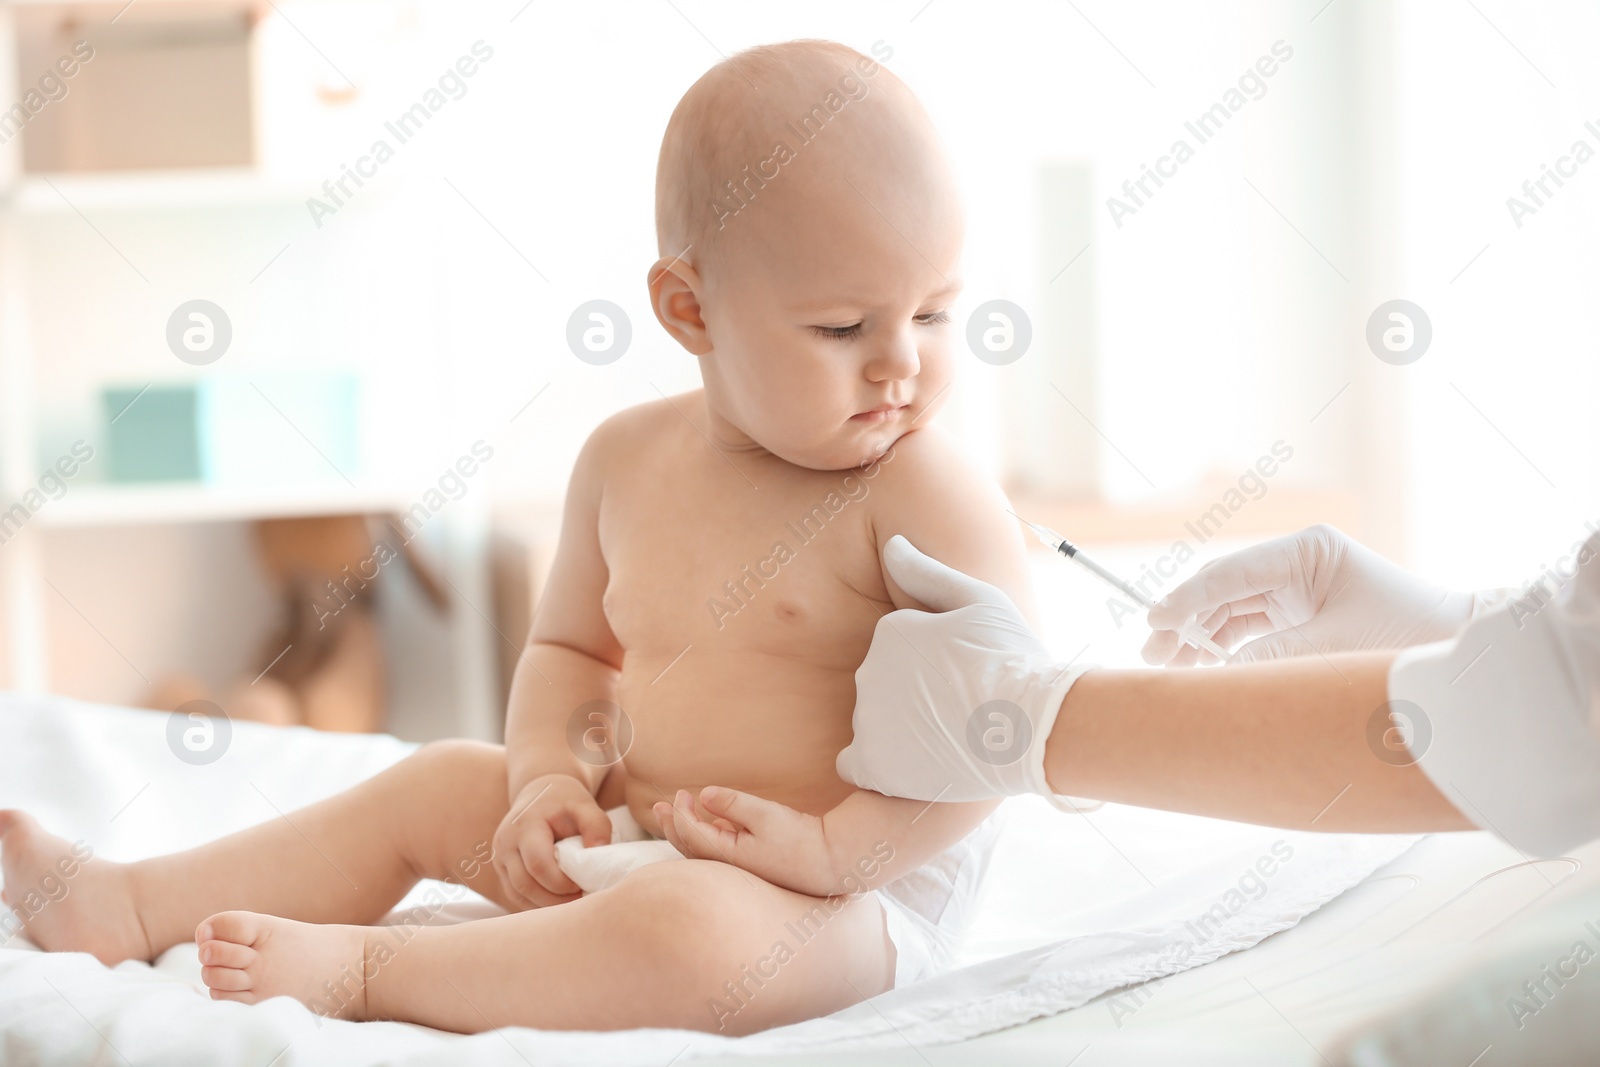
[1044,654,1473,833]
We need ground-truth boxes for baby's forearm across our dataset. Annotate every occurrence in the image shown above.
[503,641,620,801]
[820,791,1000,893]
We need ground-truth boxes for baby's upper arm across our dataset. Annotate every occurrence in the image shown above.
[868,428,1038,627]
[527,414,628,669]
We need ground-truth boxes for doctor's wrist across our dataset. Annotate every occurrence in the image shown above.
[1029,661,1099,806]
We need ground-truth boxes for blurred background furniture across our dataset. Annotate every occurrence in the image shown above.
[1,0,1594,740]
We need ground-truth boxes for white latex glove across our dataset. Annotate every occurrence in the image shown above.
[835,535,1095,806]
[1142,524,1481,667]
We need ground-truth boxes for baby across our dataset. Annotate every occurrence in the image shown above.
[0,39,1037,1034]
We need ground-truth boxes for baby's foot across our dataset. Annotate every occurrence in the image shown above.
[197,911,373,1021]
[0,810,152,964]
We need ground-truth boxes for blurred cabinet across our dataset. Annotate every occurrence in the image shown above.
[0,0,499,740]
[13,3,254,174]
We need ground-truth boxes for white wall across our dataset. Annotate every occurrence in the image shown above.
[1390,0,1600,591]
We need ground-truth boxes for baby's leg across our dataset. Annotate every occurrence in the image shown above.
[0,740,520,964]
[200,856,894,1032]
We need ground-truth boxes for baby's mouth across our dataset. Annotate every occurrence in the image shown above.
[850,403,910,424]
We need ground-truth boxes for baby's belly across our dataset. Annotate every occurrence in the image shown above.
[614,649,859,836]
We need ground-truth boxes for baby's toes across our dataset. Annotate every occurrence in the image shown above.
[201,963,256,995]
[199,934,256,971]
[196,911,270,998]
[197,911,269,952]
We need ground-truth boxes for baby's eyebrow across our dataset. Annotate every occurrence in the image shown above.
[791,280,964,315]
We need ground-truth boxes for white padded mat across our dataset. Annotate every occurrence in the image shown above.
[0,693,1416,1066]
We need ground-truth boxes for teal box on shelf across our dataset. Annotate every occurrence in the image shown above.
[102,370,361,486]
[104,385,204,482]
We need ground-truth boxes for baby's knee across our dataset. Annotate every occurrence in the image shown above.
[613,860,727,925]
[602,861,870,1033]
[606,861,764,962]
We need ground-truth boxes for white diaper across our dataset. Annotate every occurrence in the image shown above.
[873,810,1002,986]
[554,806,1001,988]
[553,806,682,892]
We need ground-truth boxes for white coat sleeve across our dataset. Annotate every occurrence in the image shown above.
[1387,530,1600,858]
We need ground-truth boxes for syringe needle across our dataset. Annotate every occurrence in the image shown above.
[1008,509,1231,662]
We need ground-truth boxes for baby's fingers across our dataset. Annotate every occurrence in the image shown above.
[572,801,614,848]
[655,802,692,857]
[493,850,542,910]
[655,801,703,859]
[509,819,580,897]
[695,786,773,832]
[656,794,737,861]
[523,839,581,896]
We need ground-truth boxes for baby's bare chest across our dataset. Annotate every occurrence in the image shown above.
[599,463,892,662]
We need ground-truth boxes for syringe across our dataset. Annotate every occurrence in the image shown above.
[1012,513,1232,662]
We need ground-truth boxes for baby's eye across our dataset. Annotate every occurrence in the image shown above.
[810,310,948,341]
[811,323,863,341]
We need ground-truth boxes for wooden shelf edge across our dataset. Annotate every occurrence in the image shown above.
[1005,485,1362,548]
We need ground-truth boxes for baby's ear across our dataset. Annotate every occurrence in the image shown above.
[647,255,712,355]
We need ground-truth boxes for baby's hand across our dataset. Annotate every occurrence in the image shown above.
[654,787,841,897]
[493,774,613,908]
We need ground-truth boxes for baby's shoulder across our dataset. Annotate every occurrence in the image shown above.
[864,426,1036,620]
[574,394,695,476]
[867,426,1006,515]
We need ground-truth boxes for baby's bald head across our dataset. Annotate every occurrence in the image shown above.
[648,41,965,473]
[654,39,950,285]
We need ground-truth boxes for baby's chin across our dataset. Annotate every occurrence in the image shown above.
[771,429,902,472]
[854,434,899,470]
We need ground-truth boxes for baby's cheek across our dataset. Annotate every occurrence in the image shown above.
[917,344,954,387]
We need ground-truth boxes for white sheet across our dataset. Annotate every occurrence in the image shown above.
[0,693,1416,1065]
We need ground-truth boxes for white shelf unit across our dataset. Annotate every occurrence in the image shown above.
[37,483,438,528]
[0,207,501,740]
[0,3,501,742]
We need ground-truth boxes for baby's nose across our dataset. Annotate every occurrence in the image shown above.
[864,332,921,381]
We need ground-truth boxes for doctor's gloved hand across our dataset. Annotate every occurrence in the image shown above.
[835,535,1094,807]
[1142,524,1480,667]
